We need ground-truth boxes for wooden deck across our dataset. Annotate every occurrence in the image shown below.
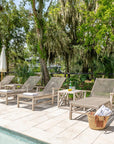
[0,100,113,144]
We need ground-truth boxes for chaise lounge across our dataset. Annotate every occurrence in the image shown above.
[69,78,114,119]
[0,76,41,105]
[17,77,66,110]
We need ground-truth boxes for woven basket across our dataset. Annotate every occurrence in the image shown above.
[87,112,110,130]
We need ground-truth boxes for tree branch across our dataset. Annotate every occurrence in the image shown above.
[45,0,53,17]
[31,0,37,17]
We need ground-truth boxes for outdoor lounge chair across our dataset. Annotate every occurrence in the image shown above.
[0,75,15,88]
[0,76,41,105]
[69,78,114,120]
[17,77,66,110]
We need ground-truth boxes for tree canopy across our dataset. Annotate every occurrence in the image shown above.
[0,0,113,82]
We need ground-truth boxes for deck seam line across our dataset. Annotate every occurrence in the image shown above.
[72,126,89,139]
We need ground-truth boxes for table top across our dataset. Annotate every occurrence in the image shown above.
[58,89,82,94]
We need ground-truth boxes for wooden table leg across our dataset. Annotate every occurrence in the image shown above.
[69,103,72,120]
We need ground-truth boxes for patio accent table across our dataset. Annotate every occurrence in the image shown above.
[58,89,83,107]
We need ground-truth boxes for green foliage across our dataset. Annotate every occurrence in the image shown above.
[77,0,113,55]
[15,62,35,84]
[0,0,113,80]
[75,0,114,75]
[0,0,30,71]
[63,74,94,90]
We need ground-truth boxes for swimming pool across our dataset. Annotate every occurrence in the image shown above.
[0,126,48,144]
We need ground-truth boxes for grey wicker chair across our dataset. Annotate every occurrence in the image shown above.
[17,77,66,110]
[0,76,41,105]
[69,78,114,119]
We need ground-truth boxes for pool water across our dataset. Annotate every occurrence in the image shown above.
[0,126,48,144]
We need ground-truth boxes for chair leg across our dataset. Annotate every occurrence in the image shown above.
[58,92,60,107]
[6,94,8,105]
[32,98,35,111]
[17,96,20,108]
[52,96,54,105]
[83,107,85,111]
[52,88,54,105]
[110,93,113,110]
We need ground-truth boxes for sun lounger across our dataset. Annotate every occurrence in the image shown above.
[17,77,66,110]
[0,76,41,105]
[69,78,114,119]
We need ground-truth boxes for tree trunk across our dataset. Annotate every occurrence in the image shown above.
[31,0,50,85]
[40,58,49,85]
[65,53,70,78]
[6,50,9,73]
[82,63,89,79]
[36,26,49,84]
[82,64,88,73]
[0,34,2,50]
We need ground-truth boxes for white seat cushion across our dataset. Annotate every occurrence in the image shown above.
[23,92,38,96]
[0,89,13,93]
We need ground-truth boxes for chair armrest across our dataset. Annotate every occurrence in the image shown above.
[82,90,91,98]
[37,86,44,89]
[82,90,91,93]
[35,86,45,92]
[52,88,60,91]
[52,87,60,95]
[18,84,23,88]
[14,84,23,89]
[52,88,65,92]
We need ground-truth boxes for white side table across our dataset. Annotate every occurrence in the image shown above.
[58,89,83,107]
